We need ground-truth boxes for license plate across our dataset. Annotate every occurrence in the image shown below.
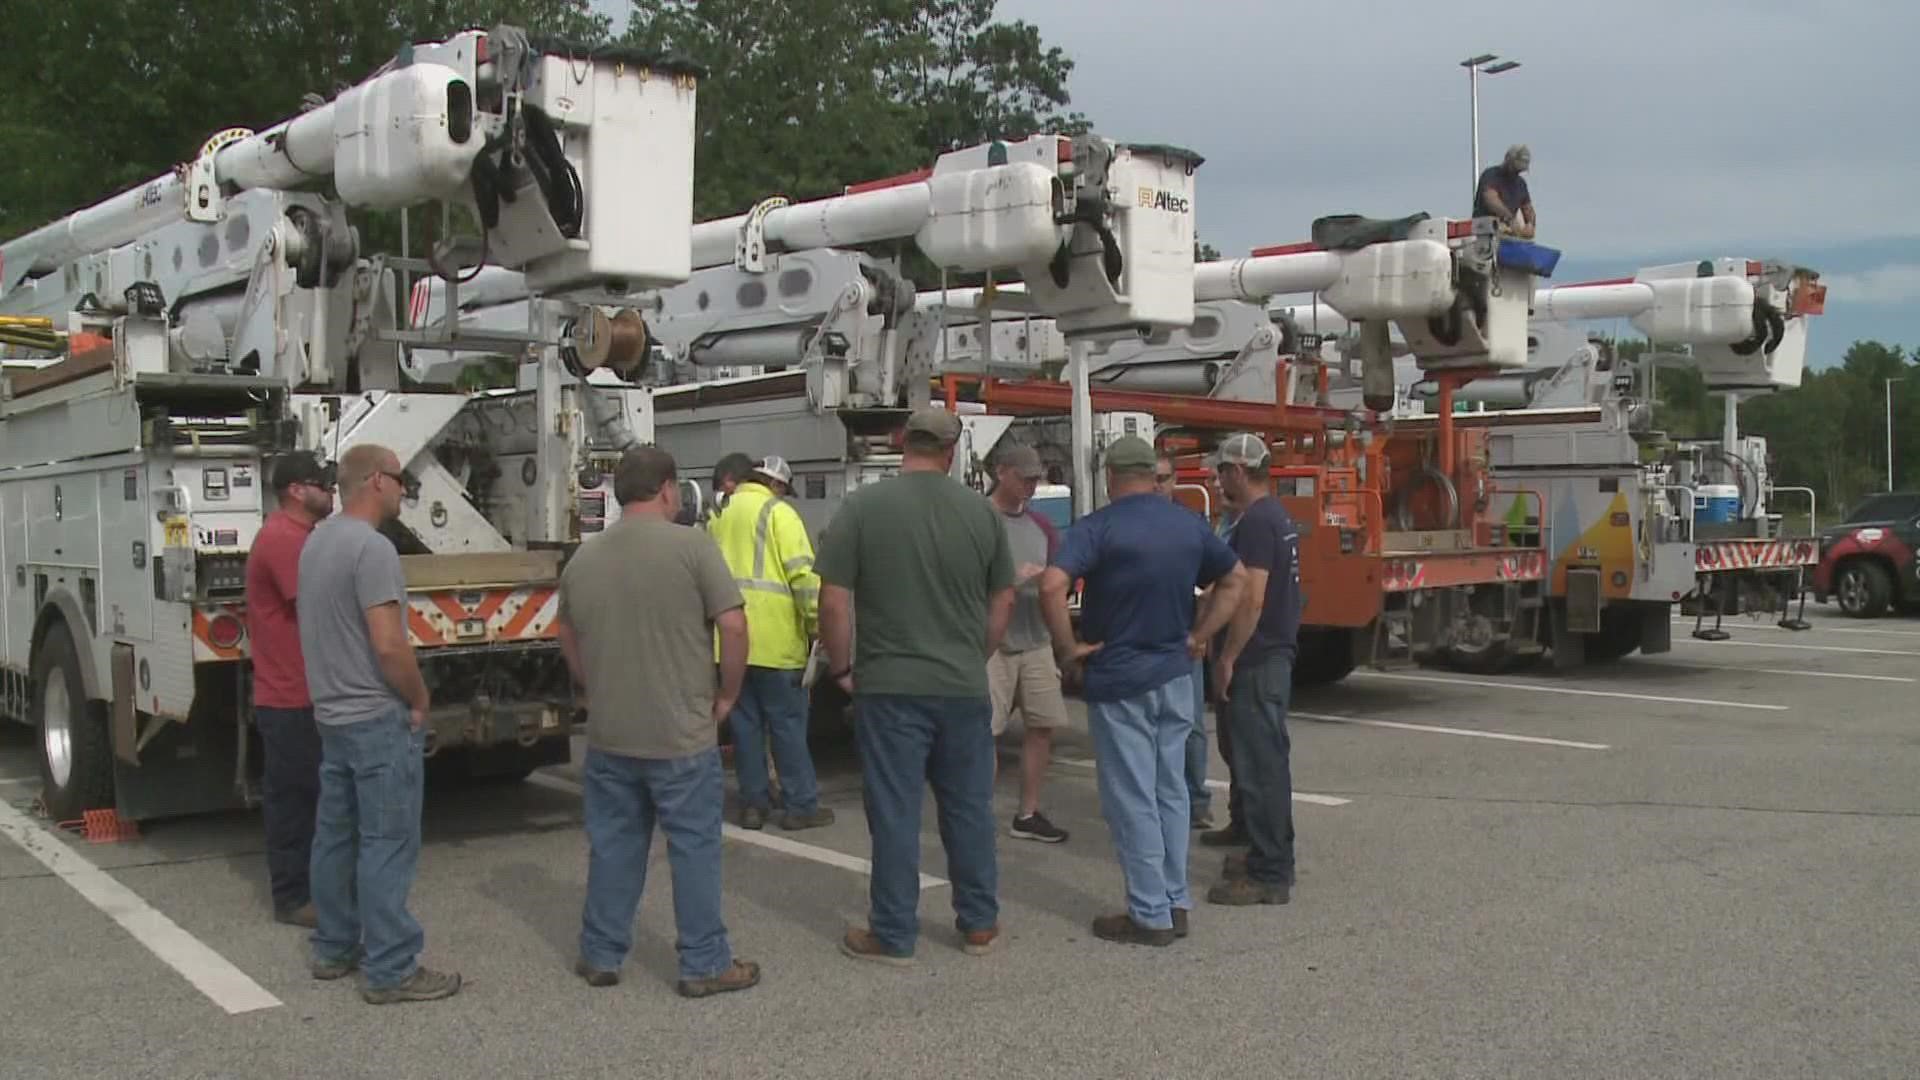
[456,618,486,640]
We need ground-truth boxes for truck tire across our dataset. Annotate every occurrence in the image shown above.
[1293,629,1356,688]
[1581,610,1643,664]
[1442,640,1515,674]
[1834,560,1893,619]
[32,623,116,822]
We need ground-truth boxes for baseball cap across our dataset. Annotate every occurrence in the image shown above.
[903,406,963,445]
[1103,435,1158,472]
[754,455,793,487]
[271,451,330,491]
[1209,432,1270,470]
[996,443,1044,479]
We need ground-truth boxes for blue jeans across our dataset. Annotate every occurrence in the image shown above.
[1224,655,1296,885]
[730,666,819,814]
[854,693,998,955]
[578,746,733,981]
[1184,659,1211,816]
[310,706,426,990]
[1087,673,1195,930]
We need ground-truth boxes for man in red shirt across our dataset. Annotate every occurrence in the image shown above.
[245,451,334,928]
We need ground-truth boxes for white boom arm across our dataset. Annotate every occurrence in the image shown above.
[1,28,700,301]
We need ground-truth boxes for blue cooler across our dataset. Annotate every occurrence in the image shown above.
[1694,484,1740,523]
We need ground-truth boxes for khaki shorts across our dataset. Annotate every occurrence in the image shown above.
[988,645,1069,736]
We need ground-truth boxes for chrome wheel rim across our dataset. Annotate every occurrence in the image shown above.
[42,677,73,789]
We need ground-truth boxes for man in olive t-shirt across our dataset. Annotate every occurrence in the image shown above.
[555,446,760,999]
[818,407,1015,964]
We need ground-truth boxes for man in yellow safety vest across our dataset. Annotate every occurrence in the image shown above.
[709,456,832,831]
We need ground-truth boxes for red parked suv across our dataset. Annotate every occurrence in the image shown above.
[1811,492,1920,618]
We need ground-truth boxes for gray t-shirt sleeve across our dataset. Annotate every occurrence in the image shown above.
[356,535,406,613]
[694,533,745,619]
[815,496,860,589]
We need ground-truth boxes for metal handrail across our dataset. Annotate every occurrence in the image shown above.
[1661,484,1697,544]
[1768,485,1817,535]
[1486,487,1547,552]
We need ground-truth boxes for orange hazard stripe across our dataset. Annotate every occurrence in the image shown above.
[408,606,445,645]
[498,588,556,640]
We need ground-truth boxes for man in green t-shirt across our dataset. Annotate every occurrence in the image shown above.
[818,407,1015,965]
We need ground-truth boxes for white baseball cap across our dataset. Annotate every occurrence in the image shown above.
[754,455,793,487]
[1209,432,1270,469]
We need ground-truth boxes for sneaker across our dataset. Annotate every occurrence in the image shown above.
[676,959,761,999]
[1009,811,1069,844]
[740,805,768,830]
[1172,909,1191,939]
[839,927,914,967]
[573,957,619,988]
[1190,809,1216,831]
[1206,878,1290,906]
[362,966,462,1005]
[1198,825,1248,848]
[1090,913,1175,947]
[779,807,835,831]
[959,925,999,957]
[310,950,360,981]
[274,901,317,929]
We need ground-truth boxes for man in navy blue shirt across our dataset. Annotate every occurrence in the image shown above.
[1207,433,1304,906]
[1473,144,1535,239]
[1040,436,1247,946]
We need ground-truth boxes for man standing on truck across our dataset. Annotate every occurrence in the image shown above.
[1207,433,1303,908]
[987,443,1071,845]
[300,443,459,1005]
[1156,451,1214,832]
[556,445,762,998]
[245,452,334,929]
[1040,436,1247,946]
[819,407,1015,965]
[710,453,832,832]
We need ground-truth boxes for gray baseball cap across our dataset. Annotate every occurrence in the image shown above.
[1210,432,1270,469]
[903,406,963,445]
[996,443,1044,479]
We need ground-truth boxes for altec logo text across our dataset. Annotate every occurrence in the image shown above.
[1137,188,1192,213]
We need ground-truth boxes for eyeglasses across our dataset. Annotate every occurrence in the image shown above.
[1154,472,1176,483]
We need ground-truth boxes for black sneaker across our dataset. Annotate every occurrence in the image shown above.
[740,805,768,830]
[1009,811,1068,844]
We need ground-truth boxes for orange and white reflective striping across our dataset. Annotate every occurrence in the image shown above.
[1381,560,1428,592]
[192,604,249,662]
[1496,551,1547,581]
[1695,539,1817,572]
[406,587,560,647]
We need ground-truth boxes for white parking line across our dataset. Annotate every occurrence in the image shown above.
[526,772,947,890]
[1672,616,1920,638]
[1634,660,1915,684]
[1053,757,1351,806]
[1293,710,1611,750]
[1348,670,1787,711]
[0,799,281,1015]
[1671,638,1920,658]
[0,774,36,787]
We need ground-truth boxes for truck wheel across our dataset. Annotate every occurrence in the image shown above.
[1293,630,1356,688]
[32,623,115,822]
[1581,610,1643,664]
[1442,639,1514,674]
[1835,561,1892,619]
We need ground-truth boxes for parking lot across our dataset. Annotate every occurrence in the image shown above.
[4,605,1919,1080]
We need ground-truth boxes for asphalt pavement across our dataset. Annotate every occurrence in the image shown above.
[3,604,1917,1079]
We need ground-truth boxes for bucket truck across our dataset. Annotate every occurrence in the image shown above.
[409,132,1203,731]
[0,28,700,820]
[934,214,1560,685]
[1257,257,1824,667]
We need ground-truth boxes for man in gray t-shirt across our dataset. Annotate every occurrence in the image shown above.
[985,444,1071,846]
[297,443,458,1005]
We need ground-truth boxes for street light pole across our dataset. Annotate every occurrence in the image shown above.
[1888,375,1908,491]
[1461,54,1521,186]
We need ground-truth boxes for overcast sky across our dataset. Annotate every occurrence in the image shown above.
[597,0,1917,364]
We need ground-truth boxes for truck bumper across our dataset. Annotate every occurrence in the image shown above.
[420,699,576,756]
